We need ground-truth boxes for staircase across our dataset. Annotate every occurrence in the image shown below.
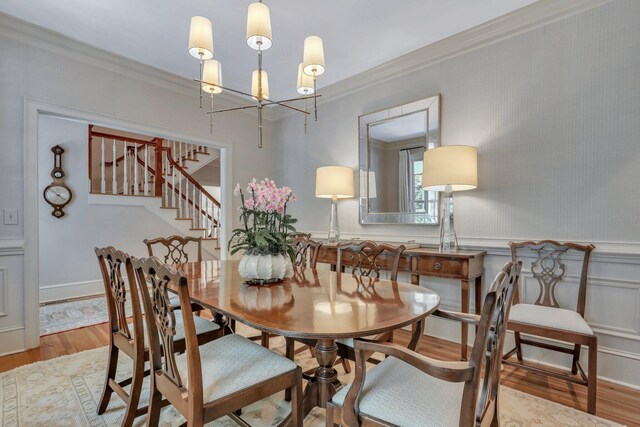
[88,125,221,257]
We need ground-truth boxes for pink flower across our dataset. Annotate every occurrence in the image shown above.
[244,198,255,209]
[234,183,241,196]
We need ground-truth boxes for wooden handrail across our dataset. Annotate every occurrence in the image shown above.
[164,147,221,208]
[90,130,158,146]
[138,155,219,225]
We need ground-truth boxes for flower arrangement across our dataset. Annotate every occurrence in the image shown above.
[228,178,298,261]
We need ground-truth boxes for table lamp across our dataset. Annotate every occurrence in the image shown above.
[316,166,354,244]
[423,146,477,252]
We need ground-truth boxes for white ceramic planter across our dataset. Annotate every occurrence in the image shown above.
[238,253,293,283]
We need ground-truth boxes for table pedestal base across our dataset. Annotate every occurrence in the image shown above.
[302,338,343,417]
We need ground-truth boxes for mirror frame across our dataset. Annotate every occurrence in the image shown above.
[358,94,441,225]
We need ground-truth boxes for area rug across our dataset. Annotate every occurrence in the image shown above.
[4,326,623,426]
[40,296,131,336]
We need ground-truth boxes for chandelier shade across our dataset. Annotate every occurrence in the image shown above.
[303,36,326,76]
[201,59,223,94]
[246,2,273,50]
[251,70,270,100]
[188,16,214,59]
[297,63,314,95]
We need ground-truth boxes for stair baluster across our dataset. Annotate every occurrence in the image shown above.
[100,137,106,194]
[123,141,128,195]
[112,139,117,194]
[143,144,149,196]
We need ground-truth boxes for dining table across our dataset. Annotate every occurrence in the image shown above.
[175,260,441,417]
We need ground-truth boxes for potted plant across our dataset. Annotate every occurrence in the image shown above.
[228,178,298,284]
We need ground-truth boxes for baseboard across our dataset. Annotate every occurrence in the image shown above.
[39,280,104,303]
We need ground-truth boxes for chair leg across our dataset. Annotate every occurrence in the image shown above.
[514,332,523,362]
[285,338,295,402]
[146,375,162,427]
[121,353,145,427]
[340,358,351,374]
[326,403,339,427]
[587,337,598,415]
[571,344,582,375]
[97,344,119,414]
[261,332,270,348]
[290,370,303,427]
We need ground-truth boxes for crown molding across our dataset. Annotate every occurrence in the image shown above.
[272,0,613,121]
[0,12,277,121]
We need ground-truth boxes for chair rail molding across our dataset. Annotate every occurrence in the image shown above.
[21,97,234,352]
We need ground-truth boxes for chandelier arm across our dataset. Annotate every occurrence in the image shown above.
[206,105,258,114]
[194,79,256,99]
[264,94,322,104]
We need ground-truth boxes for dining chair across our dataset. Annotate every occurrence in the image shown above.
[334,240,406,372]
[94,247,223,427]
[133,256,303,427]
[293,233,322,269]
[503,240,597,414]
[327,261,521,427]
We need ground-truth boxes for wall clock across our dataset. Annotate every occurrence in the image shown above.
[43,145,72,218]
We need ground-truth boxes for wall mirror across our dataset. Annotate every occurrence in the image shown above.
[359,94,440,225]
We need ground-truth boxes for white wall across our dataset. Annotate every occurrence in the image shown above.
[273,0,640,387]
[0,13,274,354]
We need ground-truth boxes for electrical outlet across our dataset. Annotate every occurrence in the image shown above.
[3,209,18,225]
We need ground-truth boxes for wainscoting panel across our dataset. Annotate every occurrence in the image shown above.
[0,267,6,317]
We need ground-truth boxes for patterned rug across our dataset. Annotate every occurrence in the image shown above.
[0,325,622,427]
[40,296,131,336]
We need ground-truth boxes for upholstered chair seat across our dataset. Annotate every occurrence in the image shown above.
[509,303,593,335]
[331,357,464,427]
[127,312,221,347]
[175,334,298,402]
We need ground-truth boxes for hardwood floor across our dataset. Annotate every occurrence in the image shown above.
[1,324,638,426]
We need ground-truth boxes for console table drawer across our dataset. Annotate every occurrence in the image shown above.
[413,256,466,278]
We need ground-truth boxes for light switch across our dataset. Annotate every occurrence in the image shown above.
[3,209,18,225]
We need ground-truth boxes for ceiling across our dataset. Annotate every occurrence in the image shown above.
[0,0,537,100]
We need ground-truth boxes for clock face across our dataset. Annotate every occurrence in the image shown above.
[45,185,71,206]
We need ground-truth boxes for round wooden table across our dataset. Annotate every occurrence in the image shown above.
[177,260,440,416]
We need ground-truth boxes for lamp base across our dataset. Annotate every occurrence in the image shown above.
[439,187,458,253]
[327,198,340,244]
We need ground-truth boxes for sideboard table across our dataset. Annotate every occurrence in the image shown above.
[316,242,486,360]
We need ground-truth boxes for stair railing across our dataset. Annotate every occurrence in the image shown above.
[88,126,221,242]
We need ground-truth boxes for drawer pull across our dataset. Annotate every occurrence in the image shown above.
[434,262,442,271]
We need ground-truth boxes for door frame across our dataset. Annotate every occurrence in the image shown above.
[23,98,233,349]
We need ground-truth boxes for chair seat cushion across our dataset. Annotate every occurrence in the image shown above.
[128,313,221,347]
[176,334,298,402]
[509,304,593,335]
[331,357,463,427]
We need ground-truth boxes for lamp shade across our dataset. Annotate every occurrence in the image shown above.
[201,59,222,94]
[188,16,214,59]
[297,63,314,95]
[316,166,354,199]
[422,145,478,192]
[303,36,326,76]
[251,70,269,100]
[246,2,272,50]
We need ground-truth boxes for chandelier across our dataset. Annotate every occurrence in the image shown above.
[188,1,325,148]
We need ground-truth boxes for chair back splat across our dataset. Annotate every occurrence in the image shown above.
[133,257,187,389]
[469,261,521,425]
[337,240,406,281]
[292,234,323,269]
[144,235,203,264]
